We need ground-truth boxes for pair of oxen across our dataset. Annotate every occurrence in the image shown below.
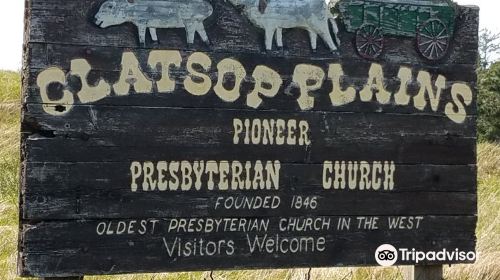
[94,0,340,51]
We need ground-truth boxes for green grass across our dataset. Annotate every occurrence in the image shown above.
[443,144,500,280]
[0,70,499,279]
[0,70,21,279]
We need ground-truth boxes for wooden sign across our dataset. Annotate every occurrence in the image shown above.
[19,0,479,277]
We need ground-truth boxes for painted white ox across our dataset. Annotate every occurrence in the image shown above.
[94,0,213,46]
[227,0,341,52]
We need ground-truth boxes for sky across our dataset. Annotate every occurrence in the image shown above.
[0,0,498,71]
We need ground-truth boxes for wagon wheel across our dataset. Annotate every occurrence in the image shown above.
[355,24,384,59]
[417,19,450,61]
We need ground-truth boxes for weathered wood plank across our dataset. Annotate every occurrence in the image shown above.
[24,162,476,193]
[23,46,478,117]
[20,215,476,277]
[23,105,476,136]
[23,135,476,164]
[21,105,476,164]
[22,189,477,220]
[25,42,480,78]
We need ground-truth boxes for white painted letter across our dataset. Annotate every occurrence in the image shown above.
[184,52,212,96]
[130,161,142,192]
[293,64,325,110]
[445,83,473,124]
[71,59,111,103]
[394,66,412,105]
[328,64,356,106]
[114,52,152,95]
[37,67,73,115]
[413,71,446,111]
[148,50,182,93]
[247,65,282,108]
[214,58,246,102]
[360,63,391,104]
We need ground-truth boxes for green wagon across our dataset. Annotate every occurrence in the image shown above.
[337,0,458,60]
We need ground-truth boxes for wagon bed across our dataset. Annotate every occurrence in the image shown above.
[337,0,458,60]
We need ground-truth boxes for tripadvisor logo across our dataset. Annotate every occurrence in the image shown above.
[375,244,477,266]
[375,244,398,267]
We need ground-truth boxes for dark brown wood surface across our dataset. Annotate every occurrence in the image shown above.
[19,0,479,277]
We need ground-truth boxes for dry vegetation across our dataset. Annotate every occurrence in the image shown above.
[0,70,21,279]
[0,71,498,279]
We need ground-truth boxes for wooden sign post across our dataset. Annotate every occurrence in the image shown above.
[19,0,479,278]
